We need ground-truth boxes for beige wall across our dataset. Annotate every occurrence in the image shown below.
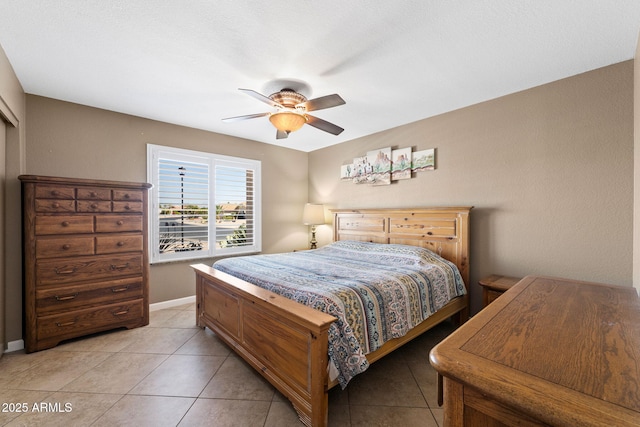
[0,43,26,348]
[18,95,310,338]
[634,35,640,292]
[309,61,635,314]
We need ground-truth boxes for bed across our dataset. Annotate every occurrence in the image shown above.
[191,207,471,426]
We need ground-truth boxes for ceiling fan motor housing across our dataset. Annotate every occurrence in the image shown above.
[270,90,307,111]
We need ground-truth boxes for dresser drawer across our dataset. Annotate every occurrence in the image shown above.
[77,187,111,200]
[113,189,143,202]
[96,235,143,254]
[35,199,76,213]
[112,201,143,213]
[36,253,143,286]
[36,277,144,315]
[37,299,144,340]
[35,185,75,200]
[35,215,94,235]
[36,236,95,258]
[77,200,111,213]
[95,215,143,233]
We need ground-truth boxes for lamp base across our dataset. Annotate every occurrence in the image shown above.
[309,225,318,249]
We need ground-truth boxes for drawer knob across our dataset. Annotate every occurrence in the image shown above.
[55,321,76,327]
[61,221,70,227]
[54,293,78,301]
[117,241,125,247]
[123,205,131,210]
[111,286,129,293]
[62,244,71,250]
[52,202,60,208]
[123,194,131,199]
[90,203,98,209]
[51,190,60,196]
[117,220,124,226]
[90,192,97,197]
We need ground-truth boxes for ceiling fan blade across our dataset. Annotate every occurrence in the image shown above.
[239,88,282,108]
[305,115,344,135]
[300,94,345,112]
[221,112,269,123]
[276,129,289,139]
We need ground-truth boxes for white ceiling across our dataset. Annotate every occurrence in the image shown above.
[1,1,639,152]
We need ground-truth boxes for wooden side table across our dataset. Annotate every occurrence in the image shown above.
[478,274,521,307]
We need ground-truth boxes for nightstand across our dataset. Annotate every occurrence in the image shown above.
[478,274,521,307]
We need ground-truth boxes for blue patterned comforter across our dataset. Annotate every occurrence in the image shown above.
[213,240,466,388]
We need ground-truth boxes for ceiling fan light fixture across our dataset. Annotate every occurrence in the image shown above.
[223,87,345,139]
[269,110,307,133]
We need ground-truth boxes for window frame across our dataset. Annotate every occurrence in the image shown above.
[147,144,262,264]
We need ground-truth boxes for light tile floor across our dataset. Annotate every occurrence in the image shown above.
[0,303,456,426]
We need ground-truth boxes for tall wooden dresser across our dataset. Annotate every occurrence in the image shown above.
[19,175,152,353]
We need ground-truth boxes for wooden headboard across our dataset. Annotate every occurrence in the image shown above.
[332,207,472,287]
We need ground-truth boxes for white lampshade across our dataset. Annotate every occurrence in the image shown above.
[302,203,325,225]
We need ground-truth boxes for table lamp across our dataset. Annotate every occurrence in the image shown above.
[302,203,324,249]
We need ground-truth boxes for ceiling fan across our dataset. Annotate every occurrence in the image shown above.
[222,88,345,139]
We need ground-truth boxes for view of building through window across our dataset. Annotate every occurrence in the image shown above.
[158,159,209,254]
[158,162,255,254]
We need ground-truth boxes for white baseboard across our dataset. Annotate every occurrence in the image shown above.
[3,296,195,354]
[149,295,196,311]
[5,339,24,353]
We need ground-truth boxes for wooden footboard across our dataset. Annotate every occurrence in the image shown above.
[192,264,336,427]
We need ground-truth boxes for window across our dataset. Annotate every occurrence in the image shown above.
[147,144,261,263]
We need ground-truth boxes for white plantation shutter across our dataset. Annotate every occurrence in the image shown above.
[215,160,257,253]
[147,144,261,263]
